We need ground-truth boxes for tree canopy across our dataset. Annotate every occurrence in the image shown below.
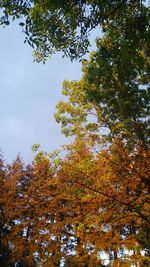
[55,34,150,148]
[0,0,149,61]
[0,0,150,266]
[0,30,150,264]
[0,139,150,266]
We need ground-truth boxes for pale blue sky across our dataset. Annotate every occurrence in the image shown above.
[0,23,97,163]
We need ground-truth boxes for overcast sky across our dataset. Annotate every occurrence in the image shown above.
[0,22,97,163]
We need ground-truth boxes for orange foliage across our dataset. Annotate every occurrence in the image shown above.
[0,140,149,266]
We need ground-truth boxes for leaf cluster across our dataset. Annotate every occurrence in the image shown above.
[0,1,149,61]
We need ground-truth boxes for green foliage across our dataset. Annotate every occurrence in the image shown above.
[32,144,62,173]
[0,1,149,61]
[55,18,150,147]
[31,143,40,152]
[55,79,103,146]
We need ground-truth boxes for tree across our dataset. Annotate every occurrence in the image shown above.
[0,151,85,266]
[80,9,150,148]
[1,156,30,266]
[55,23,150,148]
[55,79,103,147]
[0,1,149,61]
[0,1,149,266]
[54,10,150,263]
[0,140,149,266]
[3,154,62,266]
[0,154,11,266]
[56,138,150,266]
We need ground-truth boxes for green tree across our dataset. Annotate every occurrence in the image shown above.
[0,1,149,61]
[55,28,150,148]
[55,79,103,147]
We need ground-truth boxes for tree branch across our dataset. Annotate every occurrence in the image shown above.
[75,181,150,223]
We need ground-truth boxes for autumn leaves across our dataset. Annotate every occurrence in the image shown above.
[0,136,149,266]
